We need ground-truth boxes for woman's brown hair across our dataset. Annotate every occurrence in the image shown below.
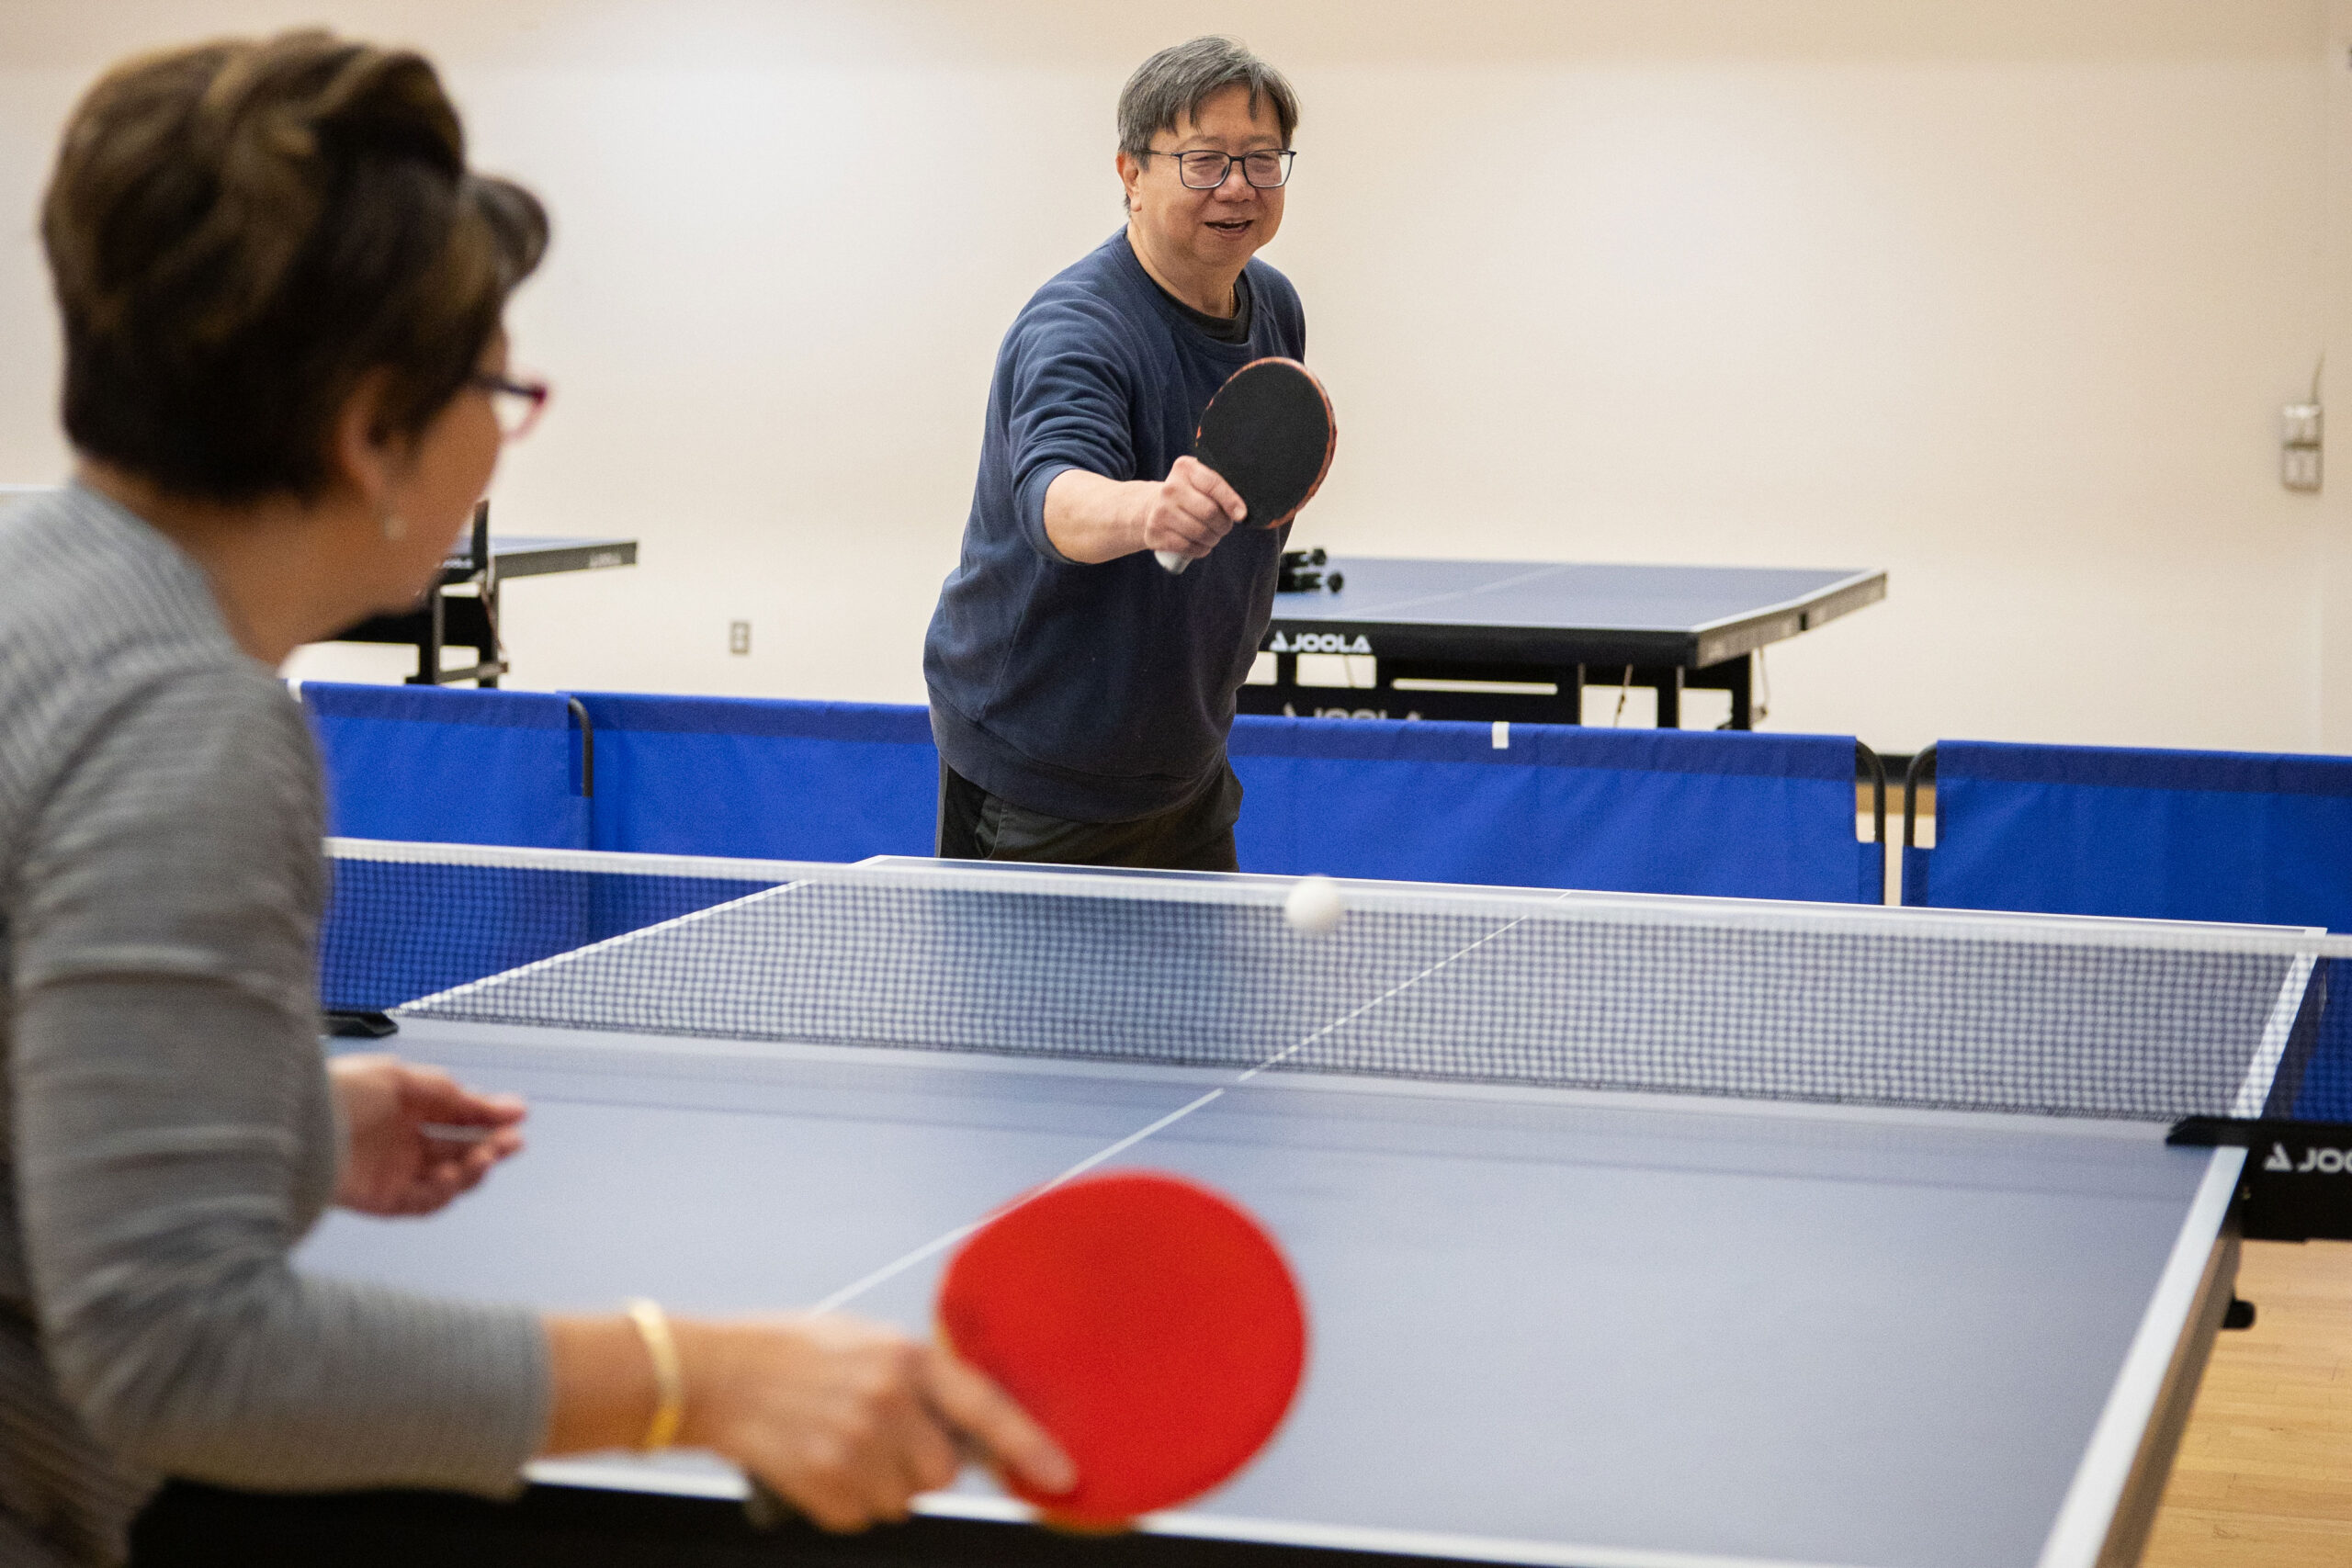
[42,31,548,502]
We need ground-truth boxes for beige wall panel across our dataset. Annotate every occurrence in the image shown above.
[1,2,2340,753]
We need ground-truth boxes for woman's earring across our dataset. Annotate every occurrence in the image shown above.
[379,509,407,542]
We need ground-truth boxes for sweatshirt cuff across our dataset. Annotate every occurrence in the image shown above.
[1016,463,1082,565]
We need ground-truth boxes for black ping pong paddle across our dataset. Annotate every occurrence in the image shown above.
[1159,357,1335,576]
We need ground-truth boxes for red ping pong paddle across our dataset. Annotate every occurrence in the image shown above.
[1158,357,1336,577]
[939,1169,1308,1528]
[742,1169,1306,1533]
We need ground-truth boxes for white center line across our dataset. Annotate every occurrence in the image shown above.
[808,897,1563,1313]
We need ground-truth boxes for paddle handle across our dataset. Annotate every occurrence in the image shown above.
[744,1476,794,1529]
[1155,549,1193,576]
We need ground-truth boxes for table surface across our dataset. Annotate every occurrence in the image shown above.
[445,534,638,581]
[1261,558,1887,671]
[297,866,2286,1568]
[1271,559,1883,632]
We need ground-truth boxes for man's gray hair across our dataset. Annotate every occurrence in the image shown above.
[1117,36,1299,158]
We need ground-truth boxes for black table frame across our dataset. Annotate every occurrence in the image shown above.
[330,502,637,687]
[130,1480,1466,1568]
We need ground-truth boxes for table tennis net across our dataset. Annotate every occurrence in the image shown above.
[322,840,2352,1123]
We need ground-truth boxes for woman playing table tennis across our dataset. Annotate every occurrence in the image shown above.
[0,33,1068,1565]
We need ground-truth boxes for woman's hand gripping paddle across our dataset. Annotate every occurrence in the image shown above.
[1158,357,1336,576]
[938,1169,1309,1528]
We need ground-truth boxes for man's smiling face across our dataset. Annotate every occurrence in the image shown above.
[1123,84,1287,291]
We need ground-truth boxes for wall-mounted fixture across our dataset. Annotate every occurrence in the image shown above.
[2283,356,2323,492]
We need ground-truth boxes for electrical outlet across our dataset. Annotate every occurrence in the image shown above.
[729,621,752,655]
[2285,446,2324,492]
[2283,400,2324,493]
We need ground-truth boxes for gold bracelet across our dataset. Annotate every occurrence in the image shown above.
[625,1298,686,1451]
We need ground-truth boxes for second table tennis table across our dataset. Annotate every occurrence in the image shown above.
[1242,558,1886,729]
[131,848,2337,1568]
[327,501,637,686]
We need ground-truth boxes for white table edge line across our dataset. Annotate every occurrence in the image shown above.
[2233,951,2318,1118]
[1682,569,1888,636]
[1111,1506,1876,1568]
[525,1457,741,1498]
[2031,1144,2245,1568]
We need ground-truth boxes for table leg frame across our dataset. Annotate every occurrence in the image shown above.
[1238,654,1756,729]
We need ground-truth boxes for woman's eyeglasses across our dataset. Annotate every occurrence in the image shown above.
[470,373,551,441]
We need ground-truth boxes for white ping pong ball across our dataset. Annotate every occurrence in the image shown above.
[1284,875,1344,937]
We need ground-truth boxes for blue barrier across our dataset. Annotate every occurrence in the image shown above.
[1902,739,2352,1117]
[299,682,588,849]
[567,693,939,860]
[1903,741,2352,926]
[1232,716,1880,902]
[303,688,1881,901]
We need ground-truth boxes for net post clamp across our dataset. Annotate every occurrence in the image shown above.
[2167,1116,2352,1242]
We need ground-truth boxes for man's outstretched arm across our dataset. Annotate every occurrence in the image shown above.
[1043,458,1246,565]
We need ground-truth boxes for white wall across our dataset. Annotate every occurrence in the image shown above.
[4,0,2348,755]
[2325,1,2352,748]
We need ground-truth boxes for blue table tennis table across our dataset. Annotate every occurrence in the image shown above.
[1242,558,1887,728]
[131,848,2340,1568]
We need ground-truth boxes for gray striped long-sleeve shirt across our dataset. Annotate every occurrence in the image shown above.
[0,484,548,1565]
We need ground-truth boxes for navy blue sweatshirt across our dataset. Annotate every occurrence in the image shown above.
[923,231,1307,823]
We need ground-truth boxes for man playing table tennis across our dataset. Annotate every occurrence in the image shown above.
[924,37,1306,871]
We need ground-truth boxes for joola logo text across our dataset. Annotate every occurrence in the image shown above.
[2267,1143,2352,1174]
[1266,631,1374,655]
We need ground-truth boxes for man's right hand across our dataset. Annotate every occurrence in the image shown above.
[1136,456,1248,564]
[1042,461,1250,565]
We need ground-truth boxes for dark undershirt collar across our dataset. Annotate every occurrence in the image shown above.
[1151,270,1254,344]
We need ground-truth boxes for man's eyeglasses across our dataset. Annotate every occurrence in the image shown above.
[469,373,551,441]
[1146,148,1296,190]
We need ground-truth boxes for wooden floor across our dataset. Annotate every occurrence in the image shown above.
[2143,1240,2352,1566]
